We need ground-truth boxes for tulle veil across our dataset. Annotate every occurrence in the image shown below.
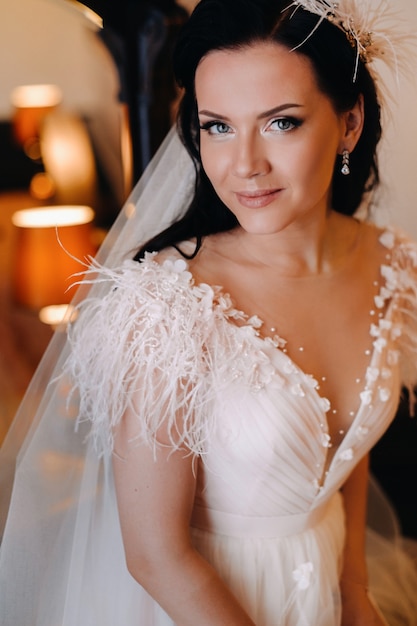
[0,128,195,625]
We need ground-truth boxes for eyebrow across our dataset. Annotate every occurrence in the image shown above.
[198,103,304,121]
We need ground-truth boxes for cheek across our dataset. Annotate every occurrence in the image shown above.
[314,143,339,187]
[200,143,229,185]
[200,140,214,178]
[291,139,338,188]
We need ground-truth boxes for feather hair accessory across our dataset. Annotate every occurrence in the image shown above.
[285,0,410,84]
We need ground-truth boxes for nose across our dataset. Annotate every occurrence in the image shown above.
[232,132,271,179]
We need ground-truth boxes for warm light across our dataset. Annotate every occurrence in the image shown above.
[11,84,63,110]
[11,84,63,148]
[41,112,98,207]
[39,304,77,328]
[120,104,133,197]
[12,206,94,228]
[63,1,103,29]
[29,172,56,200]
[11,205,96,309]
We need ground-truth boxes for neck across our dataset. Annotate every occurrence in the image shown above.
[234,212,360,278]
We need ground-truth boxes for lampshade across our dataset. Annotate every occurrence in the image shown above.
[40,111,98,207]
[38,304,77,329]
[11,205,95,309]
[11,84,63,150]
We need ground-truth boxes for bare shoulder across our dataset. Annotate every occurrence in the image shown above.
[152,240,201,264]
[352,219,393,266]
[186,230,240,284]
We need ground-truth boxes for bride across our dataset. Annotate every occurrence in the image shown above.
[1,1,417,624]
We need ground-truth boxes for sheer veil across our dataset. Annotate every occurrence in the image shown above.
[0,127,195,624]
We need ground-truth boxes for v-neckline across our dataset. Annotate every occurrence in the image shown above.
[154,227,398,488]
[227,294,396,484]
[184,240,396,485]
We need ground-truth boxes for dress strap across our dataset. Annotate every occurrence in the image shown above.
[190,494,337,538]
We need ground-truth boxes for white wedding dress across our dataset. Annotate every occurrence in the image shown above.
[1,226,417,625]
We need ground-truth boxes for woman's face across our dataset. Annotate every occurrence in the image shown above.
[195,42,354,235]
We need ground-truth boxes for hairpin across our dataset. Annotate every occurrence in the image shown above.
[285,0,410,83]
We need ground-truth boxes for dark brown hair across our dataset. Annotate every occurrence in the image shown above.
[135,0,381,259]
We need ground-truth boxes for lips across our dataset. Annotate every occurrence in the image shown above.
[235,189,282,209]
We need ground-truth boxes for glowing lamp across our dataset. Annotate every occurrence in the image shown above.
[11,84,63,150]
[40,112,98,207]
[39,304,77,329]
[11,205,95,309]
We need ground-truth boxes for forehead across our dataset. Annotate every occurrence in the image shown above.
[195,42,323,110]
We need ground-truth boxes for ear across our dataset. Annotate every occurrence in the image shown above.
[338,94,364,154]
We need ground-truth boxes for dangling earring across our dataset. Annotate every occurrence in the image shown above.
[341,149,350,176]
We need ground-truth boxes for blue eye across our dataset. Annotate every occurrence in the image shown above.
[269,117,301,132]
[200,121,231,135]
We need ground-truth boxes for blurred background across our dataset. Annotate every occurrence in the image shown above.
[0,0,416,538]
[0,0,195,442]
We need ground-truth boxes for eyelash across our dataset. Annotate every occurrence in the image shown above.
[199,116,302,136]
[199,121,231,135]
[269,117,302,132]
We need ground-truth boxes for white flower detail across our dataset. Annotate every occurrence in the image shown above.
[374,295,385,309]
[373,337,387,353]
[284,361,298,375]
[321,433,332,448]
[247,315,263,329]
[194,283,215,315]
[173,258,188,273]
[381,286,393,300]
[379,230,395,250]
[379,388,391,402]
[370,324,381,338]
[305,375,319,389]
[360,390,372,405]
[380,264,396,285]
[356,426,369,439]
[146,301,169,322]
[319,397,331,412]
[163,258,188,274]
[292,562,314,590]
[290,384,305,397]
[270,335,287,350]
[227,308,246,322]
[160,259,193,285]
[340,448,354,461]
[387,350,400,366]
[379,320,392,331]
[381,367,392,380]
[390,325,402,340]
[365,367,379,384]
[217,292,233,310]
[213,288,245,322]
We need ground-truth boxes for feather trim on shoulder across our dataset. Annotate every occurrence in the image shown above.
[62,250,280,457]
[63,253,222,457]
[380,227,417,412]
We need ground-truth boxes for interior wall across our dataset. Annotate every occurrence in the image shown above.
[375,0,417,237]
[0,0,118,119]
[0,0,125,204]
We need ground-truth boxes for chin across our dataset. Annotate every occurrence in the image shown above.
[237,217,292,236]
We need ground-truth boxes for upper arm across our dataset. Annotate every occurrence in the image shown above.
[341,453,369,520]
[112,404,198,577]
[340,454,370,582]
